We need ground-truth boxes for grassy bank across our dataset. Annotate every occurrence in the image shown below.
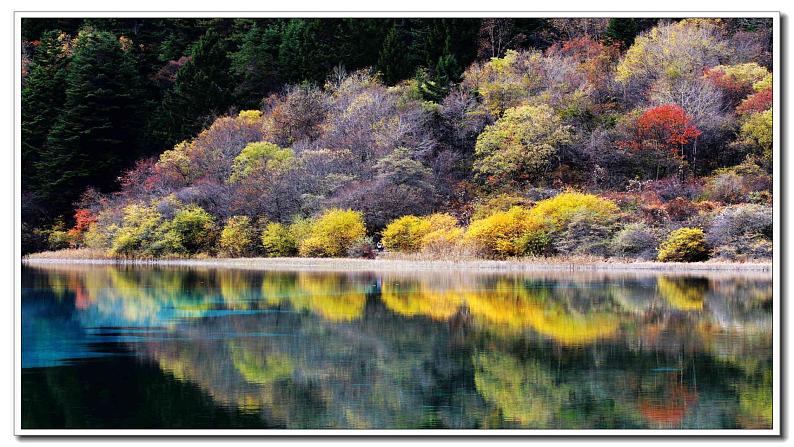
[24,249,772,274]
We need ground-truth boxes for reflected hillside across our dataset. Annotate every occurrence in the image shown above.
[22,264,773,429]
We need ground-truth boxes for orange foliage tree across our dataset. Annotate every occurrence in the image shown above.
[621,104,702,161]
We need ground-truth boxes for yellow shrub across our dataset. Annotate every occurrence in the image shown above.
[423,213,459,232]
[471,193,533,221]
[230,141,294,182]
[419,214,464,255]
[261,222,297,257]
[710,63,770,88]
[528,192,619,230]
[46,219,74,250]
[421,227,466,256]
[381,213,461,253]
[109,204,164,257]
[219,216,255,257]
[753,73,772,92]
[83,222,110,249]
[287,217,314,246]
[657,227,710,262]
[464,206,549,258]
[298,209,367,257]
[167,205,217,253]
[238,109,263,122]
[381,215,427,252]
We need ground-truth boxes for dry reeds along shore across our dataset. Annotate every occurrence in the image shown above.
[23,249,772,274]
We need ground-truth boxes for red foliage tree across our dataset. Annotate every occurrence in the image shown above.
[66,208,98,246]
[546,36,620,90]
[117,158,160,199]
[70,209,96,233]
[621,104,702,158]
[736,88,772,115]
[703,67,747,97]
[703,65,768,106]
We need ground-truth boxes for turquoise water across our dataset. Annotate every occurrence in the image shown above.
[21,264,773,429]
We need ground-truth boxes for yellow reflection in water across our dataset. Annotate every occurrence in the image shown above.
[657,277,705,311]
[381,281,465,321]
[219,270,260,309]
[258,273,367,321]
[464,285,620,345]
[24,264,774,429]
[379,278,621,346]
[156,349,194,383]
[736,370,773,428]
[232,347,294,385]
[473,351,567,427]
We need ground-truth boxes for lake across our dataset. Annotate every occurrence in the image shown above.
[20,263,773,430]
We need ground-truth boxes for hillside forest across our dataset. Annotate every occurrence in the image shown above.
[21,17,774,261]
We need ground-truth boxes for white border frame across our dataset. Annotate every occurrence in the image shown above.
[13,10,781,437]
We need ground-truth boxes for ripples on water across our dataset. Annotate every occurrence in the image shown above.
[20,264,773,430]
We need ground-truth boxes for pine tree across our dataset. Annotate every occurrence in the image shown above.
[21,30,69,194]
[434,52,460,89]
[229,20,283,108]
[377,25,411,85]
[36,28,145,215]
[277,19,335,84]
[605,18,639,48]
[158,28,233,145]
[339,19,391,73]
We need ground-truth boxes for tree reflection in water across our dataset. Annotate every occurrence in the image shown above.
[21,264,773,429]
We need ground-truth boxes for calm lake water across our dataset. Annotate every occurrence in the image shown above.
[20,263,773,430]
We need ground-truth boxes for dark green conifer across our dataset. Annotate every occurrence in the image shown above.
[36,28,145,214]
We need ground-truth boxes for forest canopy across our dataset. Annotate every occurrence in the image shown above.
[21,17,774,261]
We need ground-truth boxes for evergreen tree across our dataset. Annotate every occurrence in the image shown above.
[21,18,82,41]
[21,30,69,193]
[35,28,145,215]
[229,20,283,108]
[277,19,337,84]
[377,25,411,85]
[158,29,233,145]
[409,19,479,75]
[434,52,460,89]
[337,19,391,71]
[604,18,659,48]
[604,18,638,48]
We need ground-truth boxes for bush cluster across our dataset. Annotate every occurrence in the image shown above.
[657,227,710,262]
[464,206,548,258]
[297,209,367,257]
[611,223,659,260]
[704,160,772,204]
[553,210,618,257]
[49,188,772,263]
[381,213,462,254]
[459,192,620,259]
[104,203,218,257]
[261,222,297,257]
[23,19,774,266]
[219,216,256,257]
[707,204,773,260]
[528,192,619,231]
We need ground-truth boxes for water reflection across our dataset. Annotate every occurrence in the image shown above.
[21,264,773,429]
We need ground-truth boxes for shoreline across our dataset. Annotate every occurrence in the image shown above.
[22,255,772,274]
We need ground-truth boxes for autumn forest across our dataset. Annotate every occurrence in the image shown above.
[21,17,774,262]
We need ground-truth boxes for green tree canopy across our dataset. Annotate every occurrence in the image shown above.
[35,28,145,215]
[473,104,572,186]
